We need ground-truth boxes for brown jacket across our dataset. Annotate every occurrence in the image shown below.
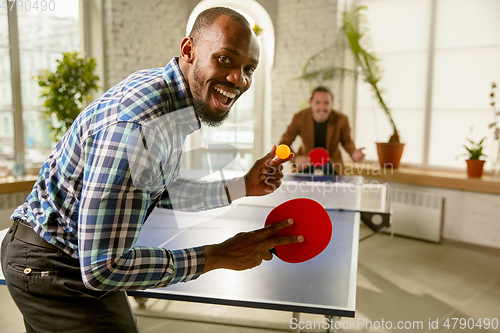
[279,108,356,175]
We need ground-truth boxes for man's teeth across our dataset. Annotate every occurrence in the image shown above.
[214,87,236,99]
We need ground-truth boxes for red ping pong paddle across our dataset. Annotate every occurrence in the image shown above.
[265,198,332,263]
[308,148,330,167]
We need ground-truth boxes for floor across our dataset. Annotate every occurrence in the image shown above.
[1,225,499,333]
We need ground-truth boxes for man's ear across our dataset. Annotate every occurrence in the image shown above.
[180,37,195,63]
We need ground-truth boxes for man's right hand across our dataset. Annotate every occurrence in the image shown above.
[293,155,311,171]
[201,219,303,273]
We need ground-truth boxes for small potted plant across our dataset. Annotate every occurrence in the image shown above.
[462,137,487,178]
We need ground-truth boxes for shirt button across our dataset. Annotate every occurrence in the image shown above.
[24,268,32,275]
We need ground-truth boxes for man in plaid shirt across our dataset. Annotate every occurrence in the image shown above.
[2,7,302,333]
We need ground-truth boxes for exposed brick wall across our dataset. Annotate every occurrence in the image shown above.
[391,183,500,250]
[271,0,338,145]
[103,0,199,88]
[256,0,278,27]
[439,188,500,249]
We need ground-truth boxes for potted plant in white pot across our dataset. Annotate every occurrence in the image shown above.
[300,5,404,168]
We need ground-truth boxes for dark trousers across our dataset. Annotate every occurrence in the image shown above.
[1,219,139,333]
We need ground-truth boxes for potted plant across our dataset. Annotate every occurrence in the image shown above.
[299,5,404,168]
[462,137,487,178]
[38,51,99,141]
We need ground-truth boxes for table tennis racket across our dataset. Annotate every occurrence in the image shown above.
[265,198,332,263]
[308,148,330,167]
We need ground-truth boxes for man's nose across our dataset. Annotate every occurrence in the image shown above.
[226,68,248,89]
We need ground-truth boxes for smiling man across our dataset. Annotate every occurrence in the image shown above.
[1,7,301,333]
[279,86,365,175]
[181,10,260,126]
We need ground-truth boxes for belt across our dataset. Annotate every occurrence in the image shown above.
[12,219,59,251]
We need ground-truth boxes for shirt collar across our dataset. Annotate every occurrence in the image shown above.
[162,57,201,133]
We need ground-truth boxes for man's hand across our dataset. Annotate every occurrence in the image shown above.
[202,219,303,273]
[293,155,311,171]
[351,148,365,163]
[244,145,294,196]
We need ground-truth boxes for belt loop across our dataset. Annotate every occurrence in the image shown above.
[9,219,20,243]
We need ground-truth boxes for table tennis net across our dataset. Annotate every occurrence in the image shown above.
[241,180,389,213]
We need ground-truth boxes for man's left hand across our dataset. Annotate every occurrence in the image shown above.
[351,148,365,163]
[244,145,294,196]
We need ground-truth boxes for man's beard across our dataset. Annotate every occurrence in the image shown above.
[193,98,230,127]
[192,66,231,127]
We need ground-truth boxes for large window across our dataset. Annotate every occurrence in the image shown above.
[0,8,14,175]
[355,0,500,170]
[1,0,80,177]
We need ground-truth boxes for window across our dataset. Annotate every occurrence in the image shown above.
[0,8,14,175]
[355,0,500,170]
[1,0,80,177]
[428,0,500,169]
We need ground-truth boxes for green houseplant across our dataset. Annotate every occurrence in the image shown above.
[300,5,404,167]
[462,137,487,178]
[38,51,99,141]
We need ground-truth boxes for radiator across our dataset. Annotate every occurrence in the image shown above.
[0,191,30,229]
[387,188,444,243]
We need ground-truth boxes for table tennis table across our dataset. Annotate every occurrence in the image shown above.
[0,174,390,332]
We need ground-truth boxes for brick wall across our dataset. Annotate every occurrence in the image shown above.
[271,0,338,145]
[103,0,199,88]
[439,188,500,249]
[390,183,500,250]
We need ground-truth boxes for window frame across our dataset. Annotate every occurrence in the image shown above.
[6,3,25,168]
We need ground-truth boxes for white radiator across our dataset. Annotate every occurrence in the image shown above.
[387,188,444,243]
[0,191,30,229]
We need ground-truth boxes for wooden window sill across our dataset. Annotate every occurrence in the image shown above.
[2,166,500,196]
[0,176,37,194]
[345,163,500,195]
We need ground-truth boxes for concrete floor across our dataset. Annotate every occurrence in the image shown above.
[1,225,500,333]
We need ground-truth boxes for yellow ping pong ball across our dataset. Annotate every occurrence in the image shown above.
[276,144,291,159]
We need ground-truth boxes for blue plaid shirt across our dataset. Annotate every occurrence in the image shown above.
[12,57,233,291]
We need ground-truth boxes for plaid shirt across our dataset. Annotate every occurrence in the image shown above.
[12,57,232,291]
